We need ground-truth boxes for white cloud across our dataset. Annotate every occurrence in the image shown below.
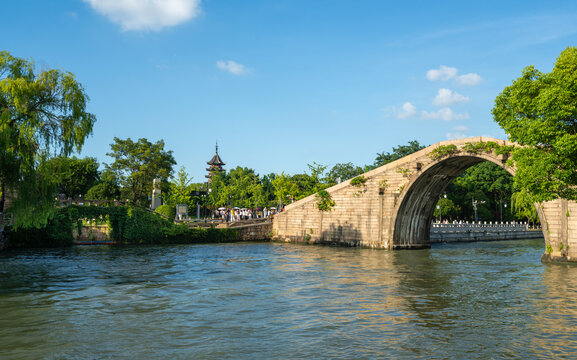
[216,60,248,75]
[433,88,470,106]
[446,125,470,140]
[426,65,457,82]
[394,102,417,119]
[426,65,482,86]
[421,108,469,121]
[84,0,201,31]
[456,73,482,86]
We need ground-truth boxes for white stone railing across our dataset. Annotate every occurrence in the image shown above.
[431,221,541,231]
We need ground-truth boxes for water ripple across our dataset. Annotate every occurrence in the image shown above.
[1,240,577,359]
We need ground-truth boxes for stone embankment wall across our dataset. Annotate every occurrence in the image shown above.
[73,225,110,242]
[232,222,272,241]
[73,221,273,244]
[430,223,543,243]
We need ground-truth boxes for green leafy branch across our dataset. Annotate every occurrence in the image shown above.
[350,175,369,197]
[461,141,515,156]
[396,167,412,178]
[350,175,368,187]
[428,144,459,160]
[315,190,335,212]
[378,179,388,193]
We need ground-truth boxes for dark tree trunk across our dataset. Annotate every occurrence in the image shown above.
[0,180,5,215]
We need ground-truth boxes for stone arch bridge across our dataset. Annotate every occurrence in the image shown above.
[272,137,577,262]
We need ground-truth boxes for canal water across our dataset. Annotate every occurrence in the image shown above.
[1,239,577,359]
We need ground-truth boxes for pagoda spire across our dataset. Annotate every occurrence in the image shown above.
[206,142,225,180]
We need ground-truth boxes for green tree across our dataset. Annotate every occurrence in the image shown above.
[207,171,231,208]
[326,162,364,185]
[260,173,278,207]
[0,51,95,228]
[373,140,426,168]
[163,166,195,209]
[307,162,329,188]
[106,137,176,206]
[85,169,121,201]
[47,156,99,198]
[272,172,298,207]
[290,173,317,200]
[511,188,539,224]
[433,197,461,222]
[448,162,513,221]
[225,166,261,208]
[492,46,577,202]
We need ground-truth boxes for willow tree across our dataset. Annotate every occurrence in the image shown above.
[492,46,577,202]
[0,51,95,228]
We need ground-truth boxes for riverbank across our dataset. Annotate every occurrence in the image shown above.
[3,206,243,249]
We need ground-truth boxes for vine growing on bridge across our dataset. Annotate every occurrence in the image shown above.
[350,175,368,187]
[396,167,413,178]
[462,141,499,154]
[461,141,515,156]
[428,142,515,161]
[351,175,369,197]
[378,179,388,194]
[428,144,459,161]
[315,190,335,212]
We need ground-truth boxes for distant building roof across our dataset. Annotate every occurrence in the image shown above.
[207,152,225,166]
[206,143,225,180]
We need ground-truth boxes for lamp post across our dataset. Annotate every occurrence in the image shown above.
[207,187,212,221]
[438,193,447,223]
[500,201,507,223]
[196,189,201,220]
[472,198,486,222]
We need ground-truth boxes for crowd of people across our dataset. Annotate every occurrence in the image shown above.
[214,206,281,222]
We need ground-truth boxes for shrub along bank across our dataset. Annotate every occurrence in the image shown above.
[6,205,238,248]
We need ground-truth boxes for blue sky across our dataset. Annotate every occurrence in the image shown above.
[2,0,577,181]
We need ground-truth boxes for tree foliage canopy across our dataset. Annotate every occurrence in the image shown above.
[492,46,577,201]
[162,166,195,209]
[47,156,99,198]
[0,51,95,228]
[326,162,364,185]
[448,162,514,222]
[85,169,121,201]
[106,137,176,206]
[373,140,426,168]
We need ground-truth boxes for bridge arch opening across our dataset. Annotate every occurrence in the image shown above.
[391,154,525,249]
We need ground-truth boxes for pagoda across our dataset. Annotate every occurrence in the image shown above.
[206,143,226,181]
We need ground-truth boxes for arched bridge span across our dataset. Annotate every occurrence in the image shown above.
[272,137,577,261]
[393,152,512,249]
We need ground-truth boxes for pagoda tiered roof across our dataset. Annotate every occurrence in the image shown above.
[205,143,225,179]
[207,152,225,166]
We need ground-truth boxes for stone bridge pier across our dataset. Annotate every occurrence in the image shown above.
[272,137,577,263]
